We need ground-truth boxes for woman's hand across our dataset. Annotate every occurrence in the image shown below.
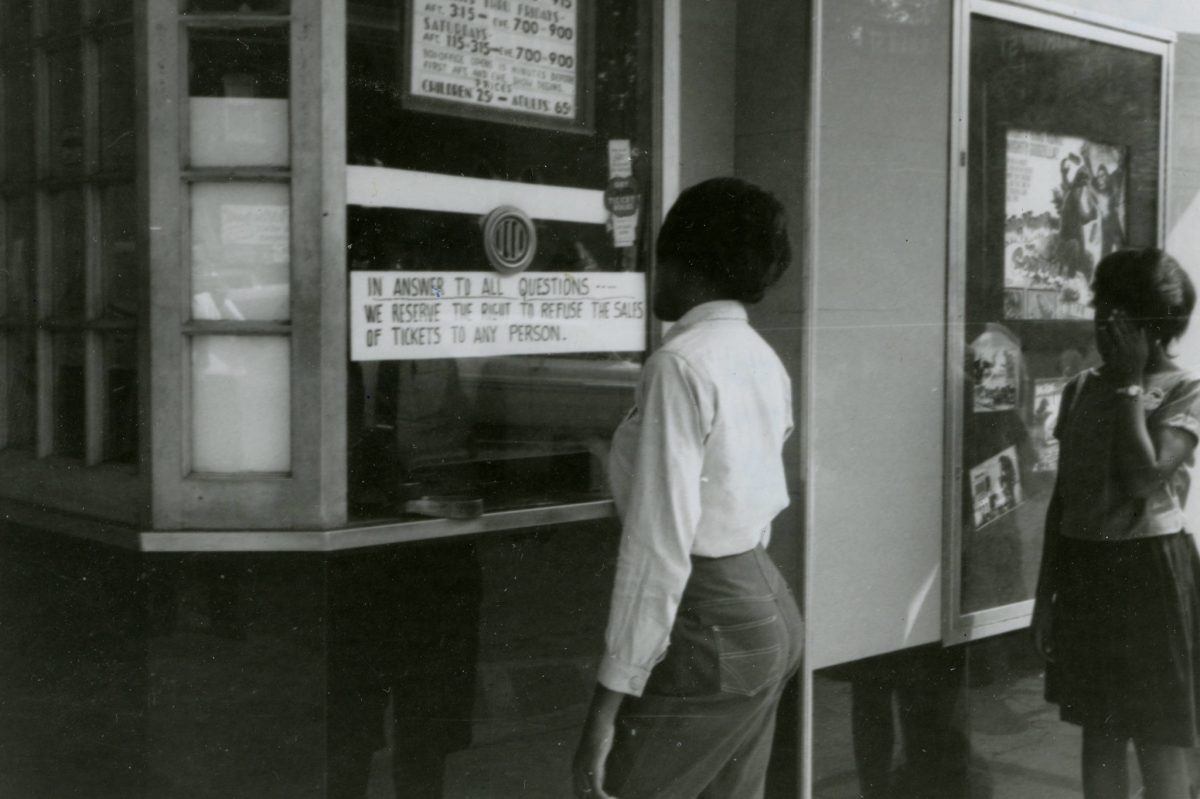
[572,685,625,798]
[1100,309,1150,385]
[573,715,618,798]
[1031,599,1054,663]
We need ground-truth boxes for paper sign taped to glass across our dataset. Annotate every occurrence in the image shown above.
[350,271,646,361]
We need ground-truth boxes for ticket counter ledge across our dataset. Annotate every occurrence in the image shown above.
[0,498,617,553]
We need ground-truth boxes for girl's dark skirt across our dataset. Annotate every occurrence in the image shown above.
[1047,531,1200,746]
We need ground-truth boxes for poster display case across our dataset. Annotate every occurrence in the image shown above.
[944,1,1172,642]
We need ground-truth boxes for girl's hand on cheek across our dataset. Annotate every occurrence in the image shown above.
[1106,310,1150,384]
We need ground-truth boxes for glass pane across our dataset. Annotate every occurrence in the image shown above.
[327,526,614,796]
[50,189,86,319]
[189,27,289,167]
[186,0,289,13]
[2,57,36,184]
[345,0,652,521]
[47,45,85,178]
[0,0,33,47]
[3,195,37,320]
[99,34,136,172]
[191,335,290,472]
[101,183,138,320]
[190,182,290,321]
[957,17,1163,617]
[45,0,81,34]
[103,332,137,464]
[52,333,85,458]
[96,0,132,21]
[4,331,35,449]
[812,636,1084,799]
[346,209,643,520]
[348,0,649,189]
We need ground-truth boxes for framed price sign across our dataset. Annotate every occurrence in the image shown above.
[402,0,595,133]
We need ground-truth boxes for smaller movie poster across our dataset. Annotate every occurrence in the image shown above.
[1004,129,1127,320]
[970,446,1023,529]
[1031,378,1067,473]
[970,325,1021,412]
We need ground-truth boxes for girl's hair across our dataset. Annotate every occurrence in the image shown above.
[655,177,791,303]
[1092,247,1195,348]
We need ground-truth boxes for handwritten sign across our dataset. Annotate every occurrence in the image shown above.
[350,271,645,361]
[406,0,588,130]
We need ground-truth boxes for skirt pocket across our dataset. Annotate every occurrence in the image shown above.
[713,615,784,697]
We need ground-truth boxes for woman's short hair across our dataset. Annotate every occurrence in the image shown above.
[655,177,791,304]
[1092,247,1196,347]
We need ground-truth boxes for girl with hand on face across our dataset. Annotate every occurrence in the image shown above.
[572,178,802,799]
[1033,248,1200,799]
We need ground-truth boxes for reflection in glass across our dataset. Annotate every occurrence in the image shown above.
[4,332,35,449]
[0,0,33,47]
[3,195,36,320]
[52,334,85,458]
[188,26,290,167]
[99,34,136,172]
[812,636,1083,798]
[191,335,290,472]
[329,526,614,796]
[2,57,36,185]
[103,332,138,464]
[50,189,86,319]
[45,0,81,34]
[47,45,84,178]
[328,540,482,797]
[190,182,290,321]
[102,183,139,320]
[97,0,133,20]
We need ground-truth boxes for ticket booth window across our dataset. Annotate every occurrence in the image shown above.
[0,0,138,467]
[186,21,293,473]
[346,0,653,519]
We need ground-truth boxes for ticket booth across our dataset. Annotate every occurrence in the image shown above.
[0,1,809,796]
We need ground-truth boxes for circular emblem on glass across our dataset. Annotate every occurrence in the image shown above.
[482,206,537,275]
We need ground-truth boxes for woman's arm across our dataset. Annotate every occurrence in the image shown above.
[573,685,625,798]
[573,351,711,798]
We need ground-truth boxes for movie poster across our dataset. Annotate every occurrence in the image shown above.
[970,445,1023,529]
[1031,377,1067,473]
[970,325,1021,412]
[1004,129,1127,320]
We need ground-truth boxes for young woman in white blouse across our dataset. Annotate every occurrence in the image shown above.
[573,178,803,799]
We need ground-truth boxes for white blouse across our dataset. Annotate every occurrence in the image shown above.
[598,300,793,697]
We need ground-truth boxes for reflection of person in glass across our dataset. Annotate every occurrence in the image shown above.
[825,644,983,799]
[327,541,482,799]
[572,178,802,798]
[1033,248,1200,799]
